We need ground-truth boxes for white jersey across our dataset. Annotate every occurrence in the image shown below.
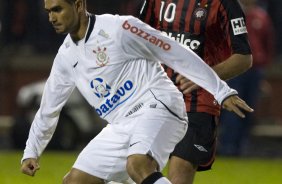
[22,14,237,160]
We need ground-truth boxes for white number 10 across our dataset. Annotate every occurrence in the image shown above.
[159,1,176,23]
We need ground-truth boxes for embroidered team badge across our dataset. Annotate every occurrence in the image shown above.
[93,46,109,66]
[193,7,207,21]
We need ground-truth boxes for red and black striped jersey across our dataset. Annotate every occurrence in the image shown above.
[140,0,252,116]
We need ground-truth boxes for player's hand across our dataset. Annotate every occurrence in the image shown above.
[222,95,254,118]
[21,158,40,176]
[176,74,200,94]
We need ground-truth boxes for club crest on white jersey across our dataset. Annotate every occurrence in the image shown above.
[93,46,109,66]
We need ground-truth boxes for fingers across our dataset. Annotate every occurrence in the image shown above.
[21,159,40,176]
[182,84,199,94]
[175,74,185,84]
[228,103,246,118]
[175,74,200,94]
[234,97,254,113]
[222,96,254,118]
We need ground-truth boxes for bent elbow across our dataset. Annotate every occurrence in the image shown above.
[247,54,253,69]
[241,54,253,71]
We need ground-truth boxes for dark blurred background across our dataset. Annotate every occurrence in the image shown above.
[0,0,281,157]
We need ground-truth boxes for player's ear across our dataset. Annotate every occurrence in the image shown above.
[75,0,85,12]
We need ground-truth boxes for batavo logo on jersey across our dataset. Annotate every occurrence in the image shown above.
[90,78,111,98]
[231,17,248,35]
[90,77,136,118]
[122,20,171,51]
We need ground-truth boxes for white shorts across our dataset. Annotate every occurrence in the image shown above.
[73,101,187,182]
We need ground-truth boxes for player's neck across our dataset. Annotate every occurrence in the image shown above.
[70,12,89,43]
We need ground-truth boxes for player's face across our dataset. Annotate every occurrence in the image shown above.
[44,0,79,34]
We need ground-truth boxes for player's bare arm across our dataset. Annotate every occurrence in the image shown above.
[175,76,254,118]
[176,54,252,94]
[21,158,40,177]
[176,74,200,94]
[176,75,254,118]
[212,54,252,81]
[175,53,253,118]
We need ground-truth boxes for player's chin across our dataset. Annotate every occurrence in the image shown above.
[55,29,67,34]
[53,27,67,34]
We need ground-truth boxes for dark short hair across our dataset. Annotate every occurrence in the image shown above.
[64,0,76,4]
[64,0,86,6]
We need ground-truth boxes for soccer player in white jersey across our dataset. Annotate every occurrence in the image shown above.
[20,0,253,184]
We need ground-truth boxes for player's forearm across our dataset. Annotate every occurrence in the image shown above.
[22,111,59,162]
[167,49,238,104]
[212,54,252,81]
[21,64,74,162]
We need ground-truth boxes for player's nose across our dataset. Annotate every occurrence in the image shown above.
[48,12,56,23]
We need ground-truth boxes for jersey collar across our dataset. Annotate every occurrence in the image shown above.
[85,13,95,43]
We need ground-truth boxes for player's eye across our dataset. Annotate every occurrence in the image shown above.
[52,7,62,13]
[45,6,63,14]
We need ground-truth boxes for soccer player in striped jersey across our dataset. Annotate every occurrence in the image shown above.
[140,0,253,183]
[219,0,275,156]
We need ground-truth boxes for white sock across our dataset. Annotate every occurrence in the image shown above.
[153,177,172,184]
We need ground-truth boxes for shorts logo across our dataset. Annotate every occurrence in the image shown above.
[122,20,171,51]
[90,78,136,117]
[231,17,248,35]
[93,46,109,66]
[193,8,207,21]
[194,144,208,152]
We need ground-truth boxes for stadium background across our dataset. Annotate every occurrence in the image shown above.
[0,0,282,183]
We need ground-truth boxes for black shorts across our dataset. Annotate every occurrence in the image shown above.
[171,112,218,171]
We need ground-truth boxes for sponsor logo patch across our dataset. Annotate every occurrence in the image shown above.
[231,17,248,35]
[90,78,136,118]
[161,31,201,51]
[98,29,109,38]
[90,78,111,98]
[122,20,171,51]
